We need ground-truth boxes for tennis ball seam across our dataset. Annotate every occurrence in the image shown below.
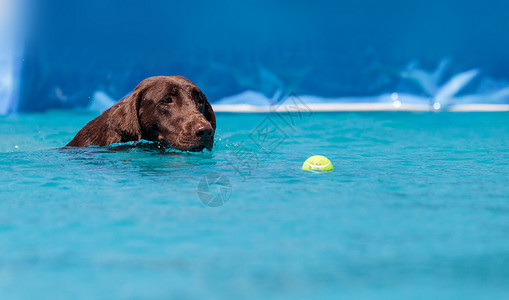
[304,161,330,169]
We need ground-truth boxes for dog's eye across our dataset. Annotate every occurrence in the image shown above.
[162,97,173,103]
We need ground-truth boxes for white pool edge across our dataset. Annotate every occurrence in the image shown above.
[212,103,509,113]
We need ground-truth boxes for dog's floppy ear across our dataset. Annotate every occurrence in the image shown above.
[109,86,144,142]
[201,92,216,130]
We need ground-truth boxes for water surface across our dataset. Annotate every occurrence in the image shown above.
[0,111,508,299]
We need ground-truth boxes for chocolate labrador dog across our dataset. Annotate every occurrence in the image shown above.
[67,76,215,151]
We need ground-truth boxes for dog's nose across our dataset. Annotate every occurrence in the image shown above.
[195,123,214,138]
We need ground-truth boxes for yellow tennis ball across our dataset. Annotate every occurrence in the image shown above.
[302,155,333,172]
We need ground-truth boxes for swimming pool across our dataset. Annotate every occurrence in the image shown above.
[1,111,509,299]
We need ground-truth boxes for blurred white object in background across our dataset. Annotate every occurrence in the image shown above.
[0,0,25,115]
[434,69,479,105]
[88,91,117,112]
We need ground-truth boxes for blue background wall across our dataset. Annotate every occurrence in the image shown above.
[16,0,509,111]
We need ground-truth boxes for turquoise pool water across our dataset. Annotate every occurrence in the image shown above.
[1,111,508,299]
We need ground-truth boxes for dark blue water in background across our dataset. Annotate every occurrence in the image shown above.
[17,0,509,111]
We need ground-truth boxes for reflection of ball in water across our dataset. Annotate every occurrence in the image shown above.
[197,173,232,207]
[302,155,333,172]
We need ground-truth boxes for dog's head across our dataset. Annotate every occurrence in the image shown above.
[111,76,216,151]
